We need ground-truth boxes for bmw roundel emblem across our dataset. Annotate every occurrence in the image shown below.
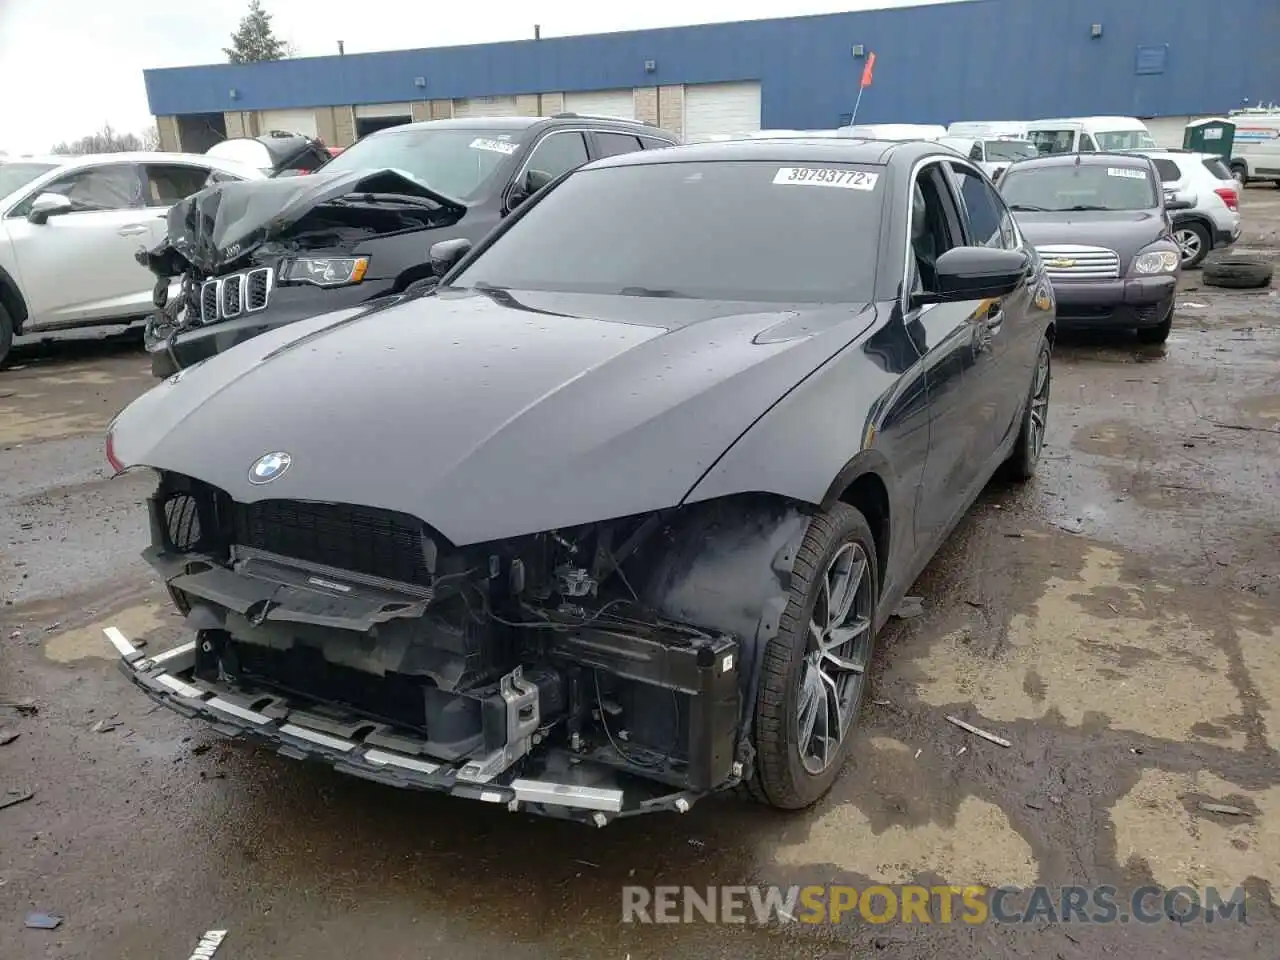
[249,451,292,484]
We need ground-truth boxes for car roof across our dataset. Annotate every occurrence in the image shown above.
[1004,151,1153,171]
[368,115,671,136]
[586,136,944,169]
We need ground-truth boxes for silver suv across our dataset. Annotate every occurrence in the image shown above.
[1128,149,1241,268]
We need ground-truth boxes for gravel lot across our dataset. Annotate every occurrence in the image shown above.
[1,191,1278,960]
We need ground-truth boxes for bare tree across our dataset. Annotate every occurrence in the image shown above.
[50,122,156,155]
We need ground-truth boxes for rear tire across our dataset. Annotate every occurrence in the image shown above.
[0,303,13,370]
[1136,310,1174,345]
[751,502,878,810]
[1006,335,1051,481]
[1230,162,1247,186]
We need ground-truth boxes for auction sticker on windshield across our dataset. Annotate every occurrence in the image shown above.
[773,167,879,190]
[470,138,519,155]
[1106,167,1148,179]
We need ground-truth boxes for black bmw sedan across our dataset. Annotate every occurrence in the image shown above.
[105,138,1055,823]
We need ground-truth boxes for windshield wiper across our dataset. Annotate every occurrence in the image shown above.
[618,286,692,298]
[330,192,442,209]
[1008,203,1050,212]
[1061,204,1111,212]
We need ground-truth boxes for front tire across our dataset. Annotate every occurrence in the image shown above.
[0,302,12,369]
[751,502,878,810]
[1006,335,1051,481]
[1136,310,1174,345]
[1174,222,1211,269]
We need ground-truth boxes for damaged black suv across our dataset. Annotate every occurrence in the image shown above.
[141,114,677,377]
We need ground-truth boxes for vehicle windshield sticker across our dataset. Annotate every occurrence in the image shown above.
[773,167,879,190]
[1106,167,1148,180]
[470,138,519,155]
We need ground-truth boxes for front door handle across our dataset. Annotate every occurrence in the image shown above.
[117,225,150,237]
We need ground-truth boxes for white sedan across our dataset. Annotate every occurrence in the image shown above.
[0,151,264,367]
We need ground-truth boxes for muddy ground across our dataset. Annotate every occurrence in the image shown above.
[1,193,1278,960]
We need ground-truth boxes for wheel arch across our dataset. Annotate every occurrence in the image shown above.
[0,263,28,334]
[821,450,893,592]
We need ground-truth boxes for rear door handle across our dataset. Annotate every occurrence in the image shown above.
[117,225,150,237]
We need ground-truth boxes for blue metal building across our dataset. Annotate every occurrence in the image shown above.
[145,0,1279,150]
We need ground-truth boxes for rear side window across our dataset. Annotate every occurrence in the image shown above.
[594,132,644,158]
[639,137,675,151]
[1202,157,1232,180]
[144,164,214,204]
[1151,158,1183,182]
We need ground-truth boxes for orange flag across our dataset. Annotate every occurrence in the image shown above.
[860,51,876,89]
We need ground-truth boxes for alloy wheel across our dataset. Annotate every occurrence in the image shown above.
[1028,348,1050,460]
[1174,228,1202,265]
[796,541,874,774]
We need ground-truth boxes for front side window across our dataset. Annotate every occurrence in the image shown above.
[950,165,1017,248]
[451,160,884,303]
[23,164,142,215]
[523,132,590,182]
[321,126,529,202]
[1079,134,1097,152]
[1000,162,1159,212]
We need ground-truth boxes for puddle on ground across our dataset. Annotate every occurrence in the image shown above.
[44,601,169,663]
[1111,768,1277,889]
[771,736,1038,885]
[907,543,1246,748]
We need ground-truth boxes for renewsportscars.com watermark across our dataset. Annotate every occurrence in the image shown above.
[621,885,1249,926]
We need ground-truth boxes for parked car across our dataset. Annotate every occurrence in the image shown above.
[1125,149,1240,268]
[142,114,679,378]
[0,152,265,367]
[999,151,1182,343]
[938,136,1038,181]
[838,123,948,141]
[204,131,334,177]
[947,120,1030,140]
[105,138,1054,823]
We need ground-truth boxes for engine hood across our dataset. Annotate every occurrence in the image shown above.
[164,169,465,274]
[109,289,875,545]
[1016,209,1168,259]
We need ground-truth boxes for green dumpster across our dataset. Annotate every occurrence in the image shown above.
[1183,118,1235,159]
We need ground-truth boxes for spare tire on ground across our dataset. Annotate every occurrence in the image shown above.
[1202,253,1274,289]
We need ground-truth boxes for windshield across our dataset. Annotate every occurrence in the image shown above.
[1095,129,1157,150]
[1028,129,1076,154]
[0,162,56,201]
[985,139,1038,161]
[321,127,526,202]
[451,160,883,303]
[999,163,1159,212]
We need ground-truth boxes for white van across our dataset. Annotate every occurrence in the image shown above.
[837,123,947,141]
[937,136,1038,180]
[1026,117,1156,155]
[947,120,1029,139]
[1225,110,1280,184]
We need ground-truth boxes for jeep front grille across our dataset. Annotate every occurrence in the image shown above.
[1036,245,1120,281]
[199,267,273,324]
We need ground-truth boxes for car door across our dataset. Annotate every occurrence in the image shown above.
[5,162,151,328]
[507,130,590,203]
[906,161,991,549]
[945,160,1035,457]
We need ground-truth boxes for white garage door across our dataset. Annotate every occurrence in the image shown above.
[682,82,762,142]
[453,96,519,118]
[564,88,634,119]
[258,109,318,138]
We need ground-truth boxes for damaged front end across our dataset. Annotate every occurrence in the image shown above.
[112,471,807,823]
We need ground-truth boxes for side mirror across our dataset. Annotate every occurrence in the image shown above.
[429,237,473,277]
[506,169,554,211]
[28,193,74,225]
[1165,192,1196,211]
[915,247,1029,305]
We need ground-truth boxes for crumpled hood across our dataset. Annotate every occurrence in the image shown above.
[1015,209,1168,261]
[164,169,464,274]
[110,289,874,545]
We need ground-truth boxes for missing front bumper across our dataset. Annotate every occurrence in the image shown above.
[105,626,702,824]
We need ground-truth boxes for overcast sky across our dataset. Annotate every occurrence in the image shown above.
[0,0,957,155]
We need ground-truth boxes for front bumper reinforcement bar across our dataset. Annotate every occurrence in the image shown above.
[103,626,642,824]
